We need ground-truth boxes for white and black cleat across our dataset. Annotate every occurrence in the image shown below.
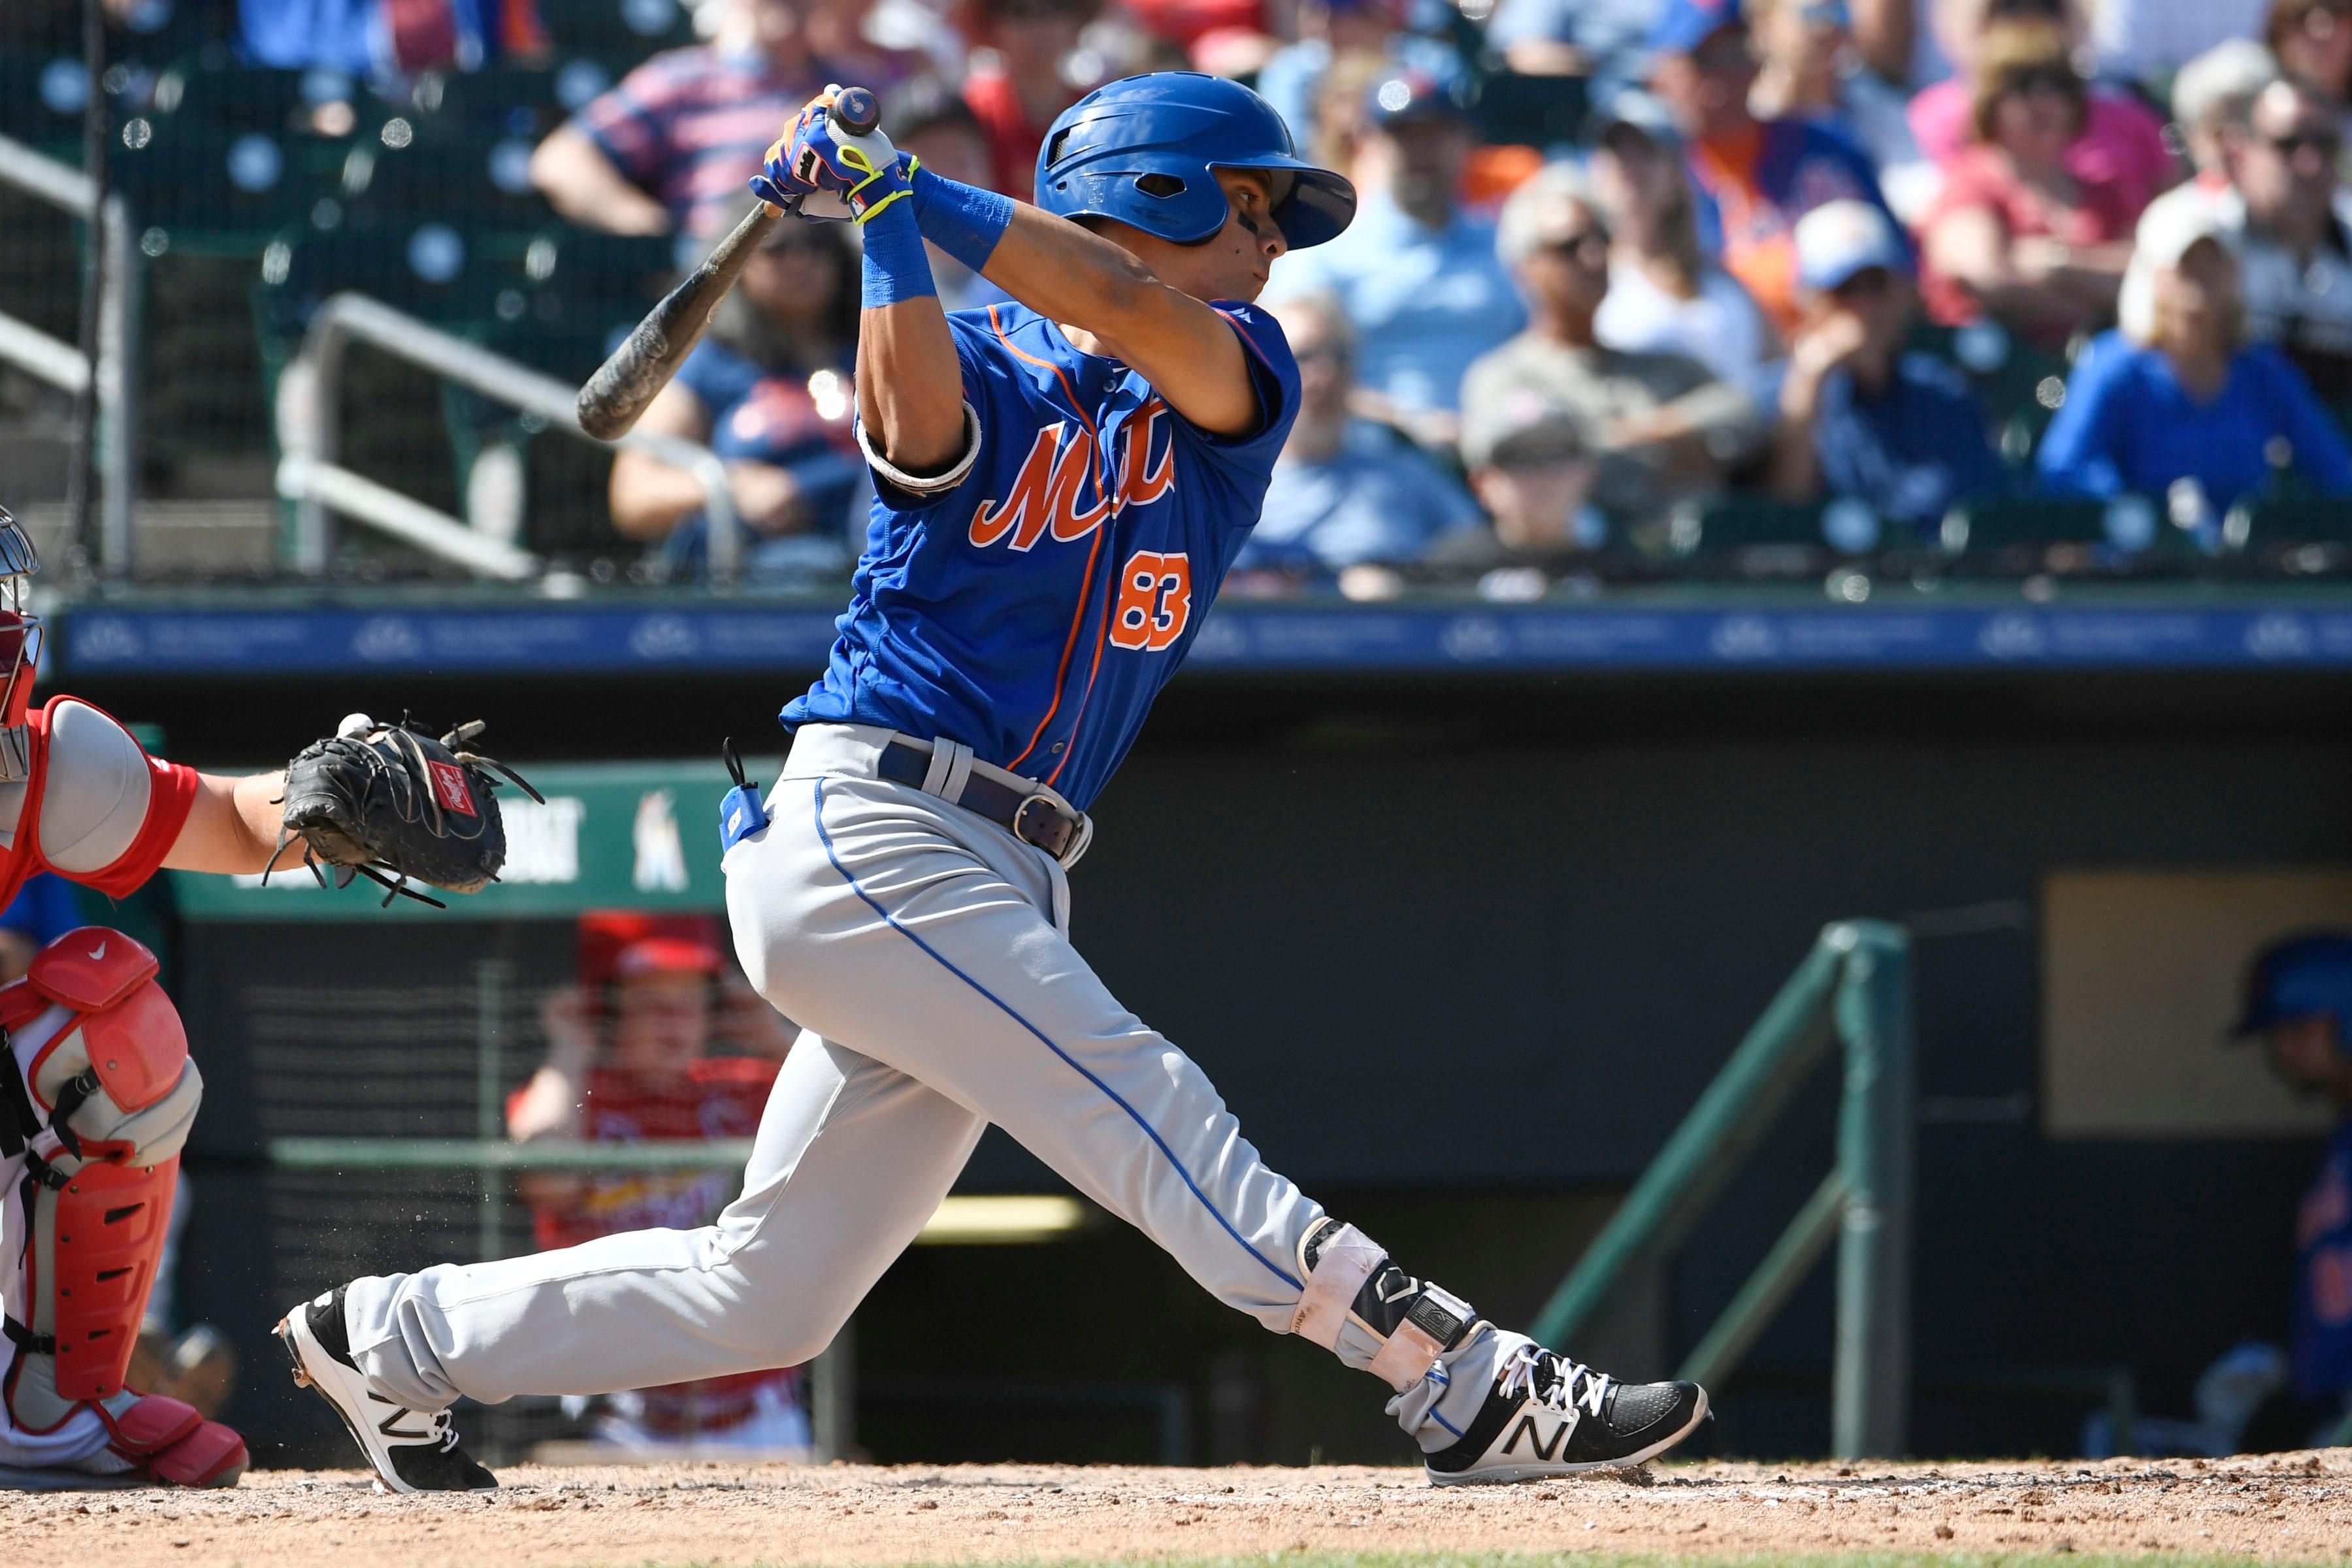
[275,1286,497,1494]
[1424,1343,1708,1485]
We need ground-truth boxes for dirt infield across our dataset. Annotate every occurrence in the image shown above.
[9,1452,2352,1568]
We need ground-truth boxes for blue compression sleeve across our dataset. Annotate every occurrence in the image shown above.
[910,165,1014,275]
[860,194,936,309]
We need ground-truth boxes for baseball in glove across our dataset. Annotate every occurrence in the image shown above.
[272,715,544,907]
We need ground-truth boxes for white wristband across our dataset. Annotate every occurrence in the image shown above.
[858,400,982,497]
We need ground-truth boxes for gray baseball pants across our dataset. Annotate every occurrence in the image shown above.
[342,724,1518,1450]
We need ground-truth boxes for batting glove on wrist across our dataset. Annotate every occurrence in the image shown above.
[751,85,910,223]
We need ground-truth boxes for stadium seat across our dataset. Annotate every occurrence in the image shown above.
[255,220,508,350]
[538,0,696,57]
[2219,497,2352,574]
[1665,496,1901,578]
[147,56,384,192]
[112,118,320,251]
[1903,319,2068,470]
[502,227,679,381]
[252,221,522,544]
[111,0,233,67]
[339,136,553,237]
[1471,71,1589,150]
[152,59,329,133]
[0,54,97,154]
[1939,495,2177,573]
[400,66,572,145]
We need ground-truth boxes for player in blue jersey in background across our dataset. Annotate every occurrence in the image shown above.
[280,73,1709,1494]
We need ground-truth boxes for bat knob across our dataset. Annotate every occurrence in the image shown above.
[832,85,880,137]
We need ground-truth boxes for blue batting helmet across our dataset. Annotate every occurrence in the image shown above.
[2234,931,2352,1039]
[1034,73,1357,251]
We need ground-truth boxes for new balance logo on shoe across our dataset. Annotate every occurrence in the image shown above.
[1501,1412,1572,1462]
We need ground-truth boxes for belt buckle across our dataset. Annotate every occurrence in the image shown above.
[1011,792,1087,867]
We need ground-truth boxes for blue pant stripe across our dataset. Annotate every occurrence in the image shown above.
[809,779,1303,1292]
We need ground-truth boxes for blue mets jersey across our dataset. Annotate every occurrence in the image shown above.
[781,300,1300,813]
[2296,1115,2352,1399]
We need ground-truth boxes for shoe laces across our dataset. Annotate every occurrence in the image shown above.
[1500,1344,1610,1420]
[394,1405,462,1453]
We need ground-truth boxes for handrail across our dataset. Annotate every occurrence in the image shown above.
[1533,920,1914,1458]
[0,131,139,577]
[277,291,743,581]
[271,1135,759,1169]
[0,131,97,213]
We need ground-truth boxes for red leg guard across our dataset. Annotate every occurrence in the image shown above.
[34,1157,178,1401]
[93,1394,247,1488]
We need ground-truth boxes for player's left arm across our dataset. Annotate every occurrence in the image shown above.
[26,696,297,887]
[162,771,302,875]
[978,203,1262,437]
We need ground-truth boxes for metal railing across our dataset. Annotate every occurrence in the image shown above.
[0,131,138,576]
[276,292,744,580]
[1531,920,1914,1458]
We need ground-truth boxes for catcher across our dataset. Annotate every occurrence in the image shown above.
[0,504,530,1489]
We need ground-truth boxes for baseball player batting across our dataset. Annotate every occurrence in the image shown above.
[280,72,1710,1491]
[0,506,529,1489]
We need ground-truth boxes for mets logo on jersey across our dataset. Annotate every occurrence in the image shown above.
[969,399,1175,552]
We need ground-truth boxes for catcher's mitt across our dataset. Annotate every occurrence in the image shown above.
[273,715,544,907]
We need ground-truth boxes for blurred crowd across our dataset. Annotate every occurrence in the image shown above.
[87,0,2352,589]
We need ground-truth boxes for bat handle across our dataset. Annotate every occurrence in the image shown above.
[832,85,880,137]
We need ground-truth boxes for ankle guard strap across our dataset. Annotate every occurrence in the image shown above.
[1292,1218,1478,1392]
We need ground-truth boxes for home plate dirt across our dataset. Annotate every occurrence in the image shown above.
[9,1452,2352,1567]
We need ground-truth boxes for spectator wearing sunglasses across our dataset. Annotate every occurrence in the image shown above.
[2226,76,2352,400]
[1746,0,1937,221]
[1917,21,2140,348]
[1770,201,2004,527]
[606,204,865,580]
[2268,0,2352,135]
[2038,200,2352,506]
[1645,0,1897,336]
[1910,0,2176,217]
[1462,163,1764,534]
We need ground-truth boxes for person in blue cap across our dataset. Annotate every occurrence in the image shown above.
[2236,931,2352,1437]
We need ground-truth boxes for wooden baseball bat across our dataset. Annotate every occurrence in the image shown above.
[574,85,881,442]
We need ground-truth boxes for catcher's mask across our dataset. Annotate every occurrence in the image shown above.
[0,507,43,783]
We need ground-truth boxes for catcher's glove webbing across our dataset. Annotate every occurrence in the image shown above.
[273,716,544,907]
